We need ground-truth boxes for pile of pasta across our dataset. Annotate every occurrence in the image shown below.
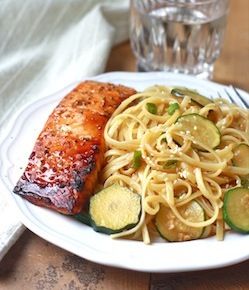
[99,85,249,244]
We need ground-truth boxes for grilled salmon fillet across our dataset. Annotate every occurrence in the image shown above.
[13,81,136,215]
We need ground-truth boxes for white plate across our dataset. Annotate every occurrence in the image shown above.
[0,72,249,273]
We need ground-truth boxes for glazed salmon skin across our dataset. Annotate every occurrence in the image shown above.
[13,81,136,215]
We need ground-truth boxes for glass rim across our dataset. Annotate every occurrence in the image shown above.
[130,0,230,4]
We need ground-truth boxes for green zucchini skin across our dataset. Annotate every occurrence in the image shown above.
[89,183,141,235]
[232,143,249,189]
[223,187,249,234]
[232,143,249,168]
[90,219,139,235]
[155,200,205,242]
[173,113,221,151]
[171,87,212,107]
[74,210,91,226]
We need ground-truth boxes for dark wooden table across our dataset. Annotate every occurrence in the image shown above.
[1,0,248,289]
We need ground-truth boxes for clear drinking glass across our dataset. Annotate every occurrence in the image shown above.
[129,0,230,79]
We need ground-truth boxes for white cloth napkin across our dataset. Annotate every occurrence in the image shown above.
[0,0,130,262]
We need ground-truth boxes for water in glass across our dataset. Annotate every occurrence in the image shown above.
[130,0,230,79]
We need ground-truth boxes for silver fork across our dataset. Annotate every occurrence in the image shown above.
[218,85,249,109]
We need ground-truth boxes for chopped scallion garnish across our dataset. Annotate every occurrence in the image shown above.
[146,103,157,115]
[163,159,178,169]
[132,150,142,169]
[168,103,179,115]
[240,176,249,189]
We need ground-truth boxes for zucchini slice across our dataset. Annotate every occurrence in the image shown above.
[155,201,205,242]
[223,187,249,233]
[173,113,221,150]
[74,208,91,226]
[89,183,141,235]
[232,143,249,168]
[171,87,212,107]
[232,144,249,188]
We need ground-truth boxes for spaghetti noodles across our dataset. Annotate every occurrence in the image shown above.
[99,85,249,244]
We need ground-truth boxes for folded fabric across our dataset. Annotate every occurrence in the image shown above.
[0,0,130,262]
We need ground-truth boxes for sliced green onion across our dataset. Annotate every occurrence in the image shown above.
[132,150,142,169]
[146,103,157,115]
[240,176,249,189]
[160,132,167,143]
[163,159,178,169]
[168,103,179,115]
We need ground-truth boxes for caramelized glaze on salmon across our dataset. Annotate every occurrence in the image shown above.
[13,81,136,215]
